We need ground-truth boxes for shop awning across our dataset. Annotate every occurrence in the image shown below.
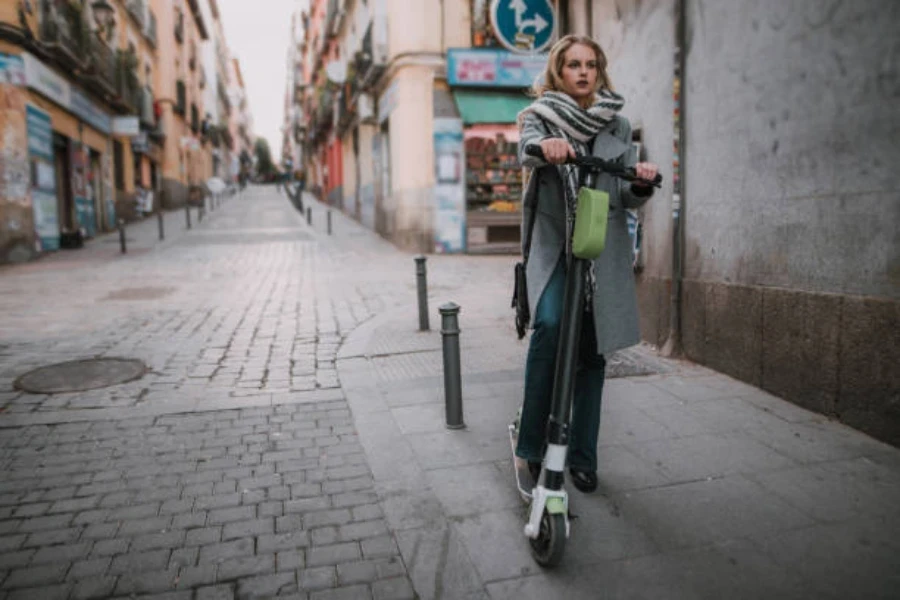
[452,90,532,125]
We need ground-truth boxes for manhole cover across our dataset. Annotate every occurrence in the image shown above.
[14,358,148,394]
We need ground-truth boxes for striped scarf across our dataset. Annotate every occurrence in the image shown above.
[518,90,625,255]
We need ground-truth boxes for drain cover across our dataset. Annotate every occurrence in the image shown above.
[14,358,147,394]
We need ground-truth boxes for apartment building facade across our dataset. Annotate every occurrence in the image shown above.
[294,0,581,253]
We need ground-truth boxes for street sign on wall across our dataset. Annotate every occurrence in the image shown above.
[489,0,556,53]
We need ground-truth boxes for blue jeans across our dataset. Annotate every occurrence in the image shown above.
[515,256,606,471]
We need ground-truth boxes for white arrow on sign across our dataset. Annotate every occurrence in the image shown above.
[509,0,527,28]
[521,13,549,34]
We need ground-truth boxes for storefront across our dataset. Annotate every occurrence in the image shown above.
[15,52,116,245]
[444,48,547,254]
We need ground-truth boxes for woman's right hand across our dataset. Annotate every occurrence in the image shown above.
[539,138,576,165]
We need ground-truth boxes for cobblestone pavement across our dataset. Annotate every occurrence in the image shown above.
[0,187,512,599]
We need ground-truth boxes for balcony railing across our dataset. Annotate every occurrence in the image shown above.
[89,36,116,94]
[115,55,141,114]
[39,0,89,62]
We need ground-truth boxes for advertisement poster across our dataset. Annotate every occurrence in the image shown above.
[447,48,548,88]
[0,53,25,86]
[102,143,115,231]
[70,142,96,238]
[433,118,466,253]
[25,104,59,251]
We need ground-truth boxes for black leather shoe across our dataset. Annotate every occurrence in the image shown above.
[569,468,598,493]
[528,461,542,484]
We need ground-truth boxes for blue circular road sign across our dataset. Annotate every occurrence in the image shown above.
[490,0,556,54]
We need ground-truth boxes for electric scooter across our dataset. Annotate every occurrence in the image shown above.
[511,144,662,567]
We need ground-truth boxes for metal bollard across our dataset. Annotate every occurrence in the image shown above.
[327,210,332,235]
[440,302,464,429]
[306,206,312,226]
[414,256,429,331]
[185,203,192,229]
[157,210,164,241]
[117,219,127,254]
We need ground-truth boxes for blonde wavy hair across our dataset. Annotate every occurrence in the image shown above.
[531,35,613,100]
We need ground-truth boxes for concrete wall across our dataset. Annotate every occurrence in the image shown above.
[383,66,437,252]
[599,0,900,445]
[594,0,675,348]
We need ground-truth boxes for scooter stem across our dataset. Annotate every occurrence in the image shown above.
[544,253,589,491]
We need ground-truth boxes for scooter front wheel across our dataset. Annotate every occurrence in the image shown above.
[529,509,566,567]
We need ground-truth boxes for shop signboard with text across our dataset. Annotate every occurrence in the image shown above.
[22,53,112,135]
[433,118,466,253]
[447,48,547,88]
[26,104,59,251]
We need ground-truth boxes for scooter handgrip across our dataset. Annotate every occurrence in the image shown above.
[524,144,545,159]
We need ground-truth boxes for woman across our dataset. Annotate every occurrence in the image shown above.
[515,35,658,493]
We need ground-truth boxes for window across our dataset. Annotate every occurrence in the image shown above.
[558,0,571,35]
[175,80,186,114]
[113,140,125,190]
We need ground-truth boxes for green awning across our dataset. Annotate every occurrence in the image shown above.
[452,90,532,125]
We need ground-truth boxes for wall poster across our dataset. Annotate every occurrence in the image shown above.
[25,104,58,251]
[433,118,466,253]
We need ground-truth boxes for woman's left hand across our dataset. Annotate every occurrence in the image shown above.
[634,162,658,185]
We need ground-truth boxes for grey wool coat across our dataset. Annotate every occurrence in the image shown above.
[518,111,653,356]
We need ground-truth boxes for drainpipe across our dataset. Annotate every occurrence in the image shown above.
[662,0,687,357]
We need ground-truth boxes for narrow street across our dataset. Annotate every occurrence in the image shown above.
[0,187,508,599]
[0,188,897,600]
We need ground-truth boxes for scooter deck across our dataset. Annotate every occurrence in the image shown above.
[508,423,535,502]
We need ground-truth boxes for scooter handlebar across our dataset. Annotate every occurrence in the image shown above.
[523,144,663,188]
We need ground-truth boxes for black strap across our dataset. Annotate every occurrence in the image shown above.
[521,170,540,263]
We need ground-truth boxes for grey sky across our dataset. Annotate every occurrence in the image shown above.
[219,0,299,158]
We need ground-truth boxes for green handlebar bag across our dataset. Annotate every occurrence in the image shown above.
[572,187,610,260]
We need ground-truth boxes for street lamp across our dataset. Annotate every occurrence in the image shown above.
[91,0,115,40]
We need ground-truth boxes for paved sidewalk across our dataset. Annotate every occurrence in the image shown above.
[337,270,900,596]
[0,185,898,599]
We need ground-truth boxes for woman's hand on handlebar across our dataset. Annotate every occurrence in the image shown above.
[539,138,576,165]
[633,162,659,186]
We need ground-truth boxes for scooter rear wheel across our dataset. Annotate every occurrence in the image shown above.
[529,509,566,567]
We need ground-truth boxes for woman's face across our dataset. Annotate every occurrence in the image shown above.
[559,43,599,104]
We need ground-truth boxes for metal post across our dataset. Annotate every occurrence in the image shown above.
[157,210,164,241]
[185,203,192,229]
[414,256,429,331]
[440,302,464,429]
[306,206,312,225]
[117,219,127,254]
[327,210,332,235]
[198,204,204,223]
